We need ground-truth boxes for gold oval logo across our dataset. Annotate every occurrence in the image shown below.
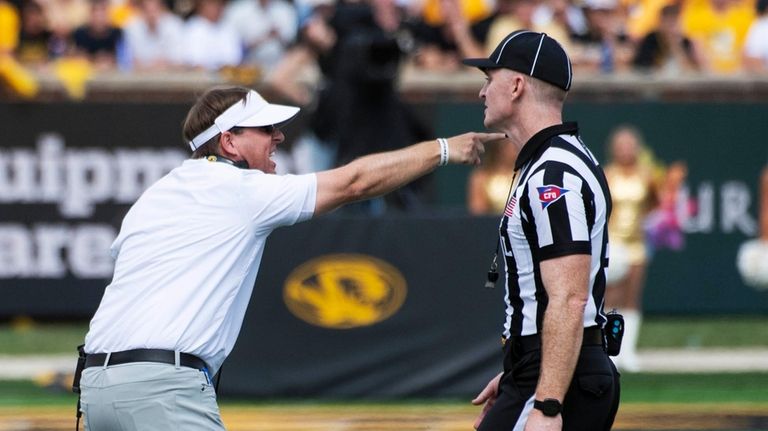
[283,254,407,329]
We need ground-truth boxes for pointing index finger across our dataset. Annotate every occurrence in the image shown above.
[476,132,507,143]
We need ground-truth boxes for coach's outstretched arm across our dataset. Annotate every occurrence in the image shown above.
[314,132,504,215]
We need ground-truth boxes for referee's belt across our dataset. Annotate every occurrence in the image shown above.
[84,349,208,371]
[502,326,604,353]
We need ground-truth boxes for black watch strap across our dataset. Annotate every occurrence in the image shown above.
[533,398,562,417]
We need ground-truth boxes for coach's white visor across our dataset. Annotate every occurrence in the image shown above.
[189,90,300,151]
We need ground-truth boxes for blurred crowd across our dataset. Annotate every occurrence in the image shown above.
[1,0,768,83]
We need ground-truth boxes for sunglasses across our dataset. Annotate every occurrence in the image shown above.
[231,125,278,135]
[255,125,277,134]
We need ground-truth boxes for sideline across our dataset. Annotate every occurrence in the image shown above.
[639,348,768,373]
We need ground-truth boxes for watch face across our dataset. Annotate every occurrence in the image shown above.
[542,400,560,416]
[535,399,562,417]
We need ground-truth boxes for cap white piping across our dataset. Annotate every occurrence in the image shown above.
[550,37,573,90]
[494,30,535,65]
[530,33,546,75]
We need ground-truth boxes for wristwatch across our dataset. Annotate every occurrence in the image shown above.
[533,398,562,417]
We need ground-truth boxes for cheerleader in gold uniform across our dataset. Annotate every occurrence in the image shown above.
[604,126,658,372]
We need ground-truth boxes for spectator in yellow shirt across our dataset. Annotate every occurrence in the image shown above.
[622,0,675,41]
[0,0,20,54]
[681,0,756,74]
[1,0,39,98]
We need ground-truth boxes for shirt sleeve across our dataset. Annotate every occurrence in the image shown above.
[525,161,592,260]
[241,172,317,230]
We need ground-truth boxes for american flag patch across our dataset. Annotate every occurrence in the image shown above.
[504,196,517,217]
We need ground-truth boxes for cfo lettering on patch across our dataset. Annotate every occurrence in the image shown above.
[537,185,570,209]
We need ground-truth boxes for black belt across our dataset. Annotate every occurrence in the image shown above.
[502,326,604,354]
[84,349,208,371]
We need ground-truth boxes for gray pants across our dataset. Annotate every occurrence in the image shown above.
[79,362,226,430]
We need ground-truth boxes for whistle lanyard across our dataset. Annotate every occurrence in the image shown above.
[485,168,521,288]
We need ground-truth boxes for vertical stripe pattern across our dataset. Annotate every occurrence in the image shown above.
[499,129,611,338]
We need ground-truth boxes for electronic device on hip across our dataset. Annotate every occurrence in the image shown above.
[605,310,624,356]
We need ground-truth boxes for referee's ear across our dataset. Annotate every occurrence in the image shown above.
[508,73,526,103]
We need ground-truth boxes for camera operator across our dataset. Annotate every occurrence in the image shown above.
[312,0,432,212]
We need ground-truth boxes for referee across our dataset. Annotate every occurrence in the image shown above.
[463,31,620,430]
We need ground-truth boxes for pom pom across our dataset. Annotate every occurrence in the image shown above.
[736,239,768,291]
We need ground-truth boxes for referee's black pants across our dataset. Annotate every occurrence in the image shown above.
[478,336,620,431]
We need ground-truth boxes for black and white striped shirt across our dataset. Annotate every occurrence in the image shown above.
[499,122,612,338]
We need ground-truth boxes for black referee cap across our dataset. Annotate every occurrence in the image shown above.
[462,30,573,91]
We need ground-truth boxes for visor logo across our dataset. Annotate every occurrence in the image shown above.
[283,254,407,329]
[537,185,570,209]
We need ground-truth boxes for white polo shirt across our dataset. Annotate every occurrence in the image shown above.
[84,159,317,373]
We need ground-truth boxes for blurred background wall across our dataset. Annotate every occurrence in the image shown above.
[1,78,766,320]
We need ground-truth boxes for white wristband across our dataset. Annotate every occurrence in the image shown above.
[437,138,449,166]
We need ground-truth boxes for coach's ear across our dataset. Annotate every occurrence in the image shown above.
[218,131,239,159]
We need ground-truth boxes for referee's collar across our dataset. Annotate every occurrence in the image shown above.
[514,122,579,171]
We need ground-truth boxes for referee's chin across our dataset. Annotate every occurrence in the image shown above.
[482,116,504,133]
[482,119,495,132]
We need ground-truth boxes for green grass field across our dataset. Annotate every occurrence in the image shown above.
[2,377,768,431]
[3,373,768,406]
[2,315,768,355]
[1,316,766,430]
[639,316,768,348]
